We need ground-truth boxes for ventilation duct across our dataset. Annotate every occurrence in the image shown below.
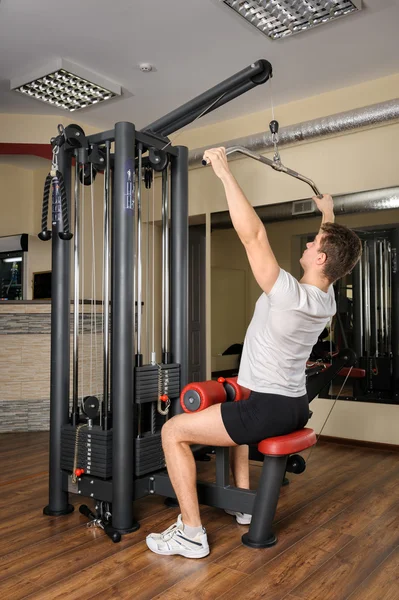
[189,98,399,168]
[211,187,399,229]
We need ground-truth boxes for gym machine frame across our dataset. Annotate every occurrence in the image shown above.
[42,58,356,542]
[44,60,274,534]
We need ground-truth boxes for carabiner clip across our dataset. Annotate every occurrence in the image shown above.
[157,395,171,416]
[51,145,59,174]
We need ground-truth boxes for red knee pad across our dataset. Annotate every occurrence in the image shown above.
[218,376,251,401]
[180,380,227,413]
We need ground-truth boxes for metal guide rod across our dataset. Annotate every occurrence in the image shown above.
[72,150,80,422]
[162,166,170,362]
[170,146,189,411]
[386,241,392,353]
[161,169,167,360]
[364,243,371,355]
[372,242,378,358]
[358,255,364,356]
[136,144,143,365]
[145,179,150,364]
[379,241,384,354]
[151,180,156,366]
[136,145,143,437]
[383,240,389,354]
[165,166,170,359]
[103,141,111,429]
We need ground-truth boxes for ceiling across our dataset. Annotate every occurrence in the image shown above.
[0,0,399,135]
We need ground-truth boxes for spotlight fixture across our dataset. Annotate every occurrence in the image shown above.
[11,59,121,112]
[221,0,362,40]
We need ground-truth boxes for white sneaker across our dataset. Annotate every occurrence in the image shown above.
[225,509,252,525]
[146,514,210,559]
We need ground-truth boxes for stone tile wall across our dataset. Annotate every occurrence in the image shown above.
[0,304,104,432]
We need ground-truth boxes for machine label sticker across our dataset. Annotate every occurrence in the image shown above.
[126,168,135,210]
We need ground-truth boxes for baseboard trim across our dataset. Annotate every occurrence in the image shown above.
[318,435,399,453]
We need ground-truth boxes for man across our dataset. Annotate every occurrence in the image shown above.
[146,147,362,558]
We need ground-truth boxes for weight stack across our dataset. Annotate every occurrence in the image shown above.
[61,424,113,479]
[135,432,165,476]
[135,364,180,404]
[134,364,180,476]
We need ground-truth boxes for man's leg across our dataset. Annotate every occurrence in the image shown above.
[226,444,252,525]
[161,403,237,527]
[230,445,249,489]
[146,403,237,557]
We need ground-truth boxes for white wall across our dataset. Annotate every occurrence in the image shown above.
[0,164,34,236]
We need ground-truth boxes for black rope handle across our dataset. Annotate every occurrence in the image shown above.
[38,171,73,241]
[38,173,53,241]
[56,171,73,240]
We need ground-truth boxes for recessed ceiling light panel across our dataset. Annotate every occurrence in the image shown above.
[11,59,121,111]
[221,0,362,40]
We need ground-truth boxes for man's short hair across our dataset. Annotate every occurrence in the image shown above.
[319,222,362,283]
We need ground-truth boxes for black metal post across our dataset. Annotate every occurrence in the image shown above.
[111,122,139,533]
[44,143,74,516]
[170,146,189,415]
[215,448,230,487]
[242,456,287,548]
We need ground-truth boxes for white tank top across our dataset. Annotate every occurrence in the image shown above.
[237,269,336,396]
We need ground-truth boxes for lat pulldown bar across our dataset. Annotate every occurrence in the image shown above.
[202,120,321,198]
[222,146,321,197]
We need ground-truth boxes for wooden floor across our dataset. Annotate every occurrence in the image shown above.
[0,433,398,600]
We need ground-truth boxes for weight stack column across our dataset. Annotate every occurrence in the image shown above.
[111,122,139,533]
[170,146,189,415]
[44,142,74,516]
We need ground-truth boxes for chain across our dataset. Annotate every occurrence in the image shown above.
[157,364,171,415]
[271,129,281,165]
[71,423,88,484]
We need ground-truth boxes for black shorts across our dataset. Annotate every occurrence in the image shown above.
[220,390,309,446]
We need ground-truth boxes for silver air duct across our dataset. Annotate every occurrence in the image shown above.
[211,187,399,229]
[189,98,399,168]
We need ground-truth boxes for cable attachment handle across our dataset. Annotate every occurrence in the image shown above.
[38,130,73,242]
[38,171,53,241]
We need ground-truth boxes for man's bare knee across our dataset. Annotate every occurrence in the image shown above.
[161,416,181,445]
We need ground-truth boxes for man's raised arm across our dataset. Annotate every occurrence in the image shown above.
[313,194,335,228]
[203,147,280,294]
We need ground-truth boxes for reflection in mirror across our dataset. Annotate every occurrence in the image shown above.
[211,201,399,405]
[0,252,23,300]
